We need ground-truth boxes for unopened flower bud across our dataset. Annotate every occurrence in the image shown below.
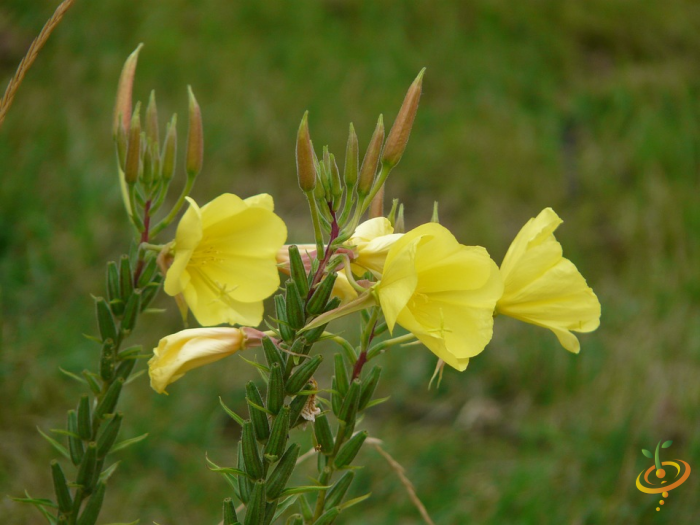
[145,90,159,151]
[431,201,440,223]
[395,203,405,233]
[116,121,128,172]
[382,68,424,169]
[329,153,343,209]
[186,86,203,178]
[344,123,359,189]
[296,111,316,192]
[161,115,177,182]
[124,102,142,184]
[113,44,143,137]
[357,115,384,196]
[369,184,384,218]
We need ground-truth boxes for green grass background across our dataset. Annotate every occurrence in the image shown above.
[2,1,699,523]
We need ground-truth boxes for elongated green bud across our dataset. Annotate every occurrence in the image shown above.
[266,443,300,500]
[161,115,177,182]
[68,410,84,465]
[286,355,323,395]
[329,153,343,210]
[77,395,92,441]
[274,295,294,343]
[118,255,133,303]
[51,460,72,514]
[76,481,106,525]
[115,356,137,381]
[314,507,340,525]
[344,123,359,189]
[314,414,334,454]
[99,340,115,382]
[96,412,123,458]
[382,69,424,169]
[264,406,290,460]
[306,273,337,315]
[95,297,118,344]
[246,382,270,443]
[288,392,308,428]
[334,430,368,468]
[146,90,159,151]
[331,377,342,417]
[237,441,251,504]
[296,111,316,192]
[285,281,305,330]
[244,481,266,525]
[113,44,142,137]
[325,471,354,509]
[223,498,238,525]
[142,140,154,186]
[334,354,349,397]
[395,202,405,233]
[116,119,128,172]
[93,378,124,424]
[186,86,203,178]
[76,442,98,489]
[267,363,285,416]
[120,288,142,334]
[106,261,121,309]
[357,115,384,196]
[338,378,361,424]
[304,321,328,345]
[359,366,382,411]
[283,337,306,380]
[124,103,141,184]
[262,337,285,370]
[299,496,314,522]
[242,421,264,480]
[287,245,309,297]
[263,500,278,525]
[136,254,158,288]
[139,280,161,311]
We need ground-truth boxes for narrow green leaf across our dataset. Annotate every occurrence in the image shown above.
[219,397,245,426]
[238,355,271,374]
[109,433,148,454]
[124,369,146,385]
[37,427,70,460]
[365,396,391,409]
[59,367,87,385]
[272,495,298,522]
[338,492,371,510]
[205,454,248,478]
[277,485,331,498]
[50,429,81,439]
[98,461,121,483]
[11,495,58,508]
[247,398,275,416]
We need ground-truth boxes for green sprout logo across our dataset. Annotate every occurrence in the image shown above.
[636,440,691,512]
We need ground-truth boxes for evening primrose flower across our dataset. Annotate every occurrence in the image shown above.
[348,217,403,277]
[164,193,287,327]
[148,327,265,394]
[496,208,601,353]
[376,223,503,371]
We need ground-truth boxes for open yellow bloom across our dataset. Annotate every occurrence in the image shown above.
[149,327,246,394]
[165,193,287,327]
[376,223,503,371]
[348,217,403,277]
[496,208,601,353]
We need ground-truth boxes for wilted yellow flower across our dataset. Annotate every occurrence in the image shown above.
[164,193,287,327]
[149,327,256,393]
[375,223,503,371]
[348,217,403,277]
[496,208,601,353]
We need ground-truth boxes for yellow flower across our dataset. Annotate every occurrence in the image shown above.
[148,327,246,394]
[496,208,601,353]
[164,193,287,327]
[375,223,503,371]
[348,217,403,277]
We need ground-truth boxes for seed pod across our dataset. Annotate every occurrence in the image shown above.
[96,412,123,458]
[357,115,385,196]
[359,366,382,411]
[344,123,359,189]
[76,442,98,489]
[306,273,337,315]
[325,471,354,509]
[295,111,316,192]
[118,254,133,300]
[267,363,284,416]
[299,496,314,522]
[244,481,266,525]
[237,441,251,504]
[139,281,161,311]
[95,297,118,343]
[286,355,323,395]
[263,500,278,525]
[266,443,300,500]
[115,357,137,381]
[77,395,92,441]
[51,460,72,514]
[67,410,84,465]
[106,262,121,310]
[76,481,106,525]
[287,245,309,297]
[382,69,424,169]
[120,288,142,334]
[288,393,308,428]
[274,295,294,343]
[99,340,115,382]
[314,507,340,525]
[331,378,342,417]
[136,254,158,288]
[242,421,264,480]
[334,430,368,468]
[334,354,349,397]
[93,378,124,424]
[314,414,334,455]
[338,379,361,424]
[304,321,328,345]
[285,281,305,330]
[246,382,270,443]
[262,337,285,370]
[264,406,290,460]
[223,497,238,525]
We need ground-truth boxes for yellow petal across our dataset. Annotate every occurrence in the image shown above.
[164,198,203,296]
[350,217,403,275]
[377,236,420,332]
[244,193,275,211]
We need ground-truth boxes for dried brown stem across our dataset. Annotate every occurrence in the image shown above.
[0,0,77,130]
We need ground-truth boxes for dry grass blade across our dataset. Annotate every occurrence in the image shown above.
[367,437,436,525]
[0,0,77,130]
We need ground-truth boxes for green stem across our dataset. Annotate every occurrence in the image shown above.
[306,191,325,257]
[360,162,392,216]
[150,173,197,237]
[366,333,417,361]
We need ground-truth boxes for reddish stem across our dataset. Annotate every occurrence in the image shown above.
[306,204,339,301]
[133,199,152,286]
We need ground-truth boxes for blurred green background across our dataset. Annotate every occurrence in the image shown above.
[2,1,699,523]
